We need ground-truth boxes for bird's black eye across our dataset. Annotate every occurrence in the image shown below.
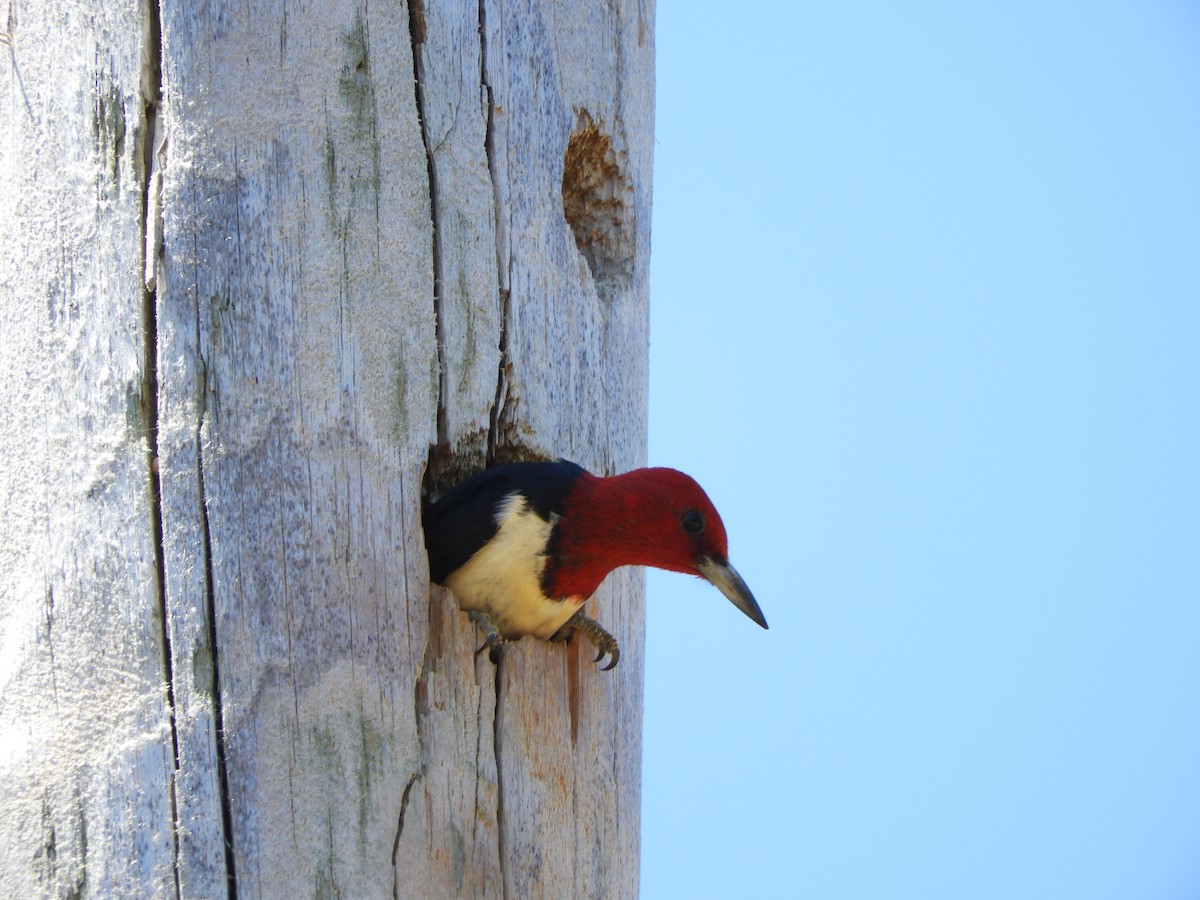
[681,509,706,536]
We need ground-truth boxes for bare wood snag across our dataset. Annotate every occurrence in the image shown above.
[1,0,653,897]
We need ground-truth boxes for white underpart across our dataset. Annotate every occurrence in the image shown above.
[443,493,585,640]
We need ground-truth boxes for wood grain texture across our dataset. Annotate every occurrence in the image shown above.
[405,1,655,897]
[2,0,652,895]
[156,1,437,896]
[0,2,176,896]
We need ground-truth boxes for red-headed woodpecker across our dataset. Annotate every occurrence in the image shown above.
[423,460,767,669]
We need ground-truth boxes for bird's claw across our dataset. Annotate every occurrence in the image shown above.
[553,612,619,671]
[474,633,507,664]
[468,611,508,664]
[592,636,619,671]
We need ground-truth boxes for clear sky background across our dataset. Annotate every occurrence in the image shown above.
[641,2,1200,898]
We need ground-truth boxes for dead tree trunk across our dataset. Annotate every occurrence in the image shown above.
[0,1,652,897]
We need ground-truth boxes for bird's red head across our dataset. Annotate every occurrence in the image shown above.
[547,467,768,628]
[596,467,730,574]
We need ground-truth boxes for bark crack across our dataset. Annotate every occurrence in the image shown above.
[404,10,451,899]
[196,414,239,900]
[390,770,420,900]
[477,7,511,895]
[196,147,239,900]
[407,0,446,450]
[492,659,509,900]
[138,2,180,898]
[479,0,513,467]
[410,5,512,895]
[487,287,511,465]
[173,88,239,900]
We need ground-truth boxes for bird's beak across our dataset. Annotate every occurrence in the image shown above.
[697,556,768,629]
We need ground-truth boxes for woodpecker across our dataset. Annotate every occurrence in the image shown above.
[423,459,767,669]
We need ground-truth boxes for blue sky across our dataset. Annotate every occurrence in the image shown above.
[641,2,1200,897]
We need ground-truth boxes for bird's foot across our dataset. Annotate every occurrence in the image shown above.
[468,610,511,664]
[550,611,620,671]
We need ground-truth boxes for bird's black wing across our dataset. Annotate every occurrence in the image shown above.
[422,460,587,584]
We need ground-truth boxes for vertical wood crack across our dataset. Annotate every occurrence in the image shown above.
[477,6,512,895]
[407,0,447,450]
[479,0,512,467]
[409,4,512,894]
[390,771,420,900]
[186,157,238,898]
[195,400,239,900]
[487,288,510,465]
[492,659,510,900]
[138,2,181,897]
[404,6,480,896]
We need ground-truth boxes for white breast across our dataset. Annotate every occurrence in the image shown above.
[442,493,584,640]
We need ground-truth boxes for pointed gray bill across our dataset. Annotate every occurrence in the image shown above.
[697,556,768,629]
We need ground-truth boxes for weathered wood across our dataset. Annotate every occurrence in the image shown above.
[1,0,653,895]
[0,2,176,896]
[156,3,437,896]
[398,1,653,896]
